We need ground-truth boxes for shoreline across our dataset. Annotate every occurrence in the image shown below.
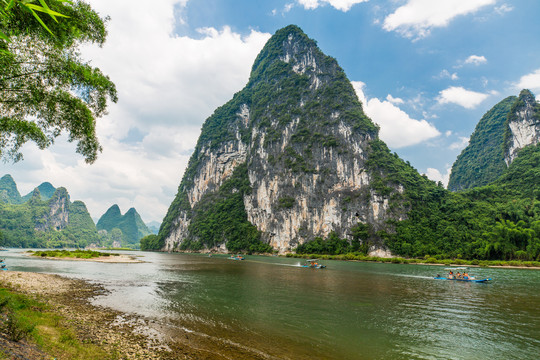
[0,271,277,359]
[0,271,224,359]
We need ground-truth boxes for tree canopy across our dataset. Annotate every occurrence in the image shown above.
[0,0,117,162]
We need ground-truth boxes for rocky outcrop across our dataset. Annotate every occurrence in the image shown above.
[34,187,70,231]
[505,90,540,165]
[160,25,409,254]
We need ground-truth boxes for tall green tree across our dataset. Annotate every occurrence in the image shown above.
[0,0,117,162]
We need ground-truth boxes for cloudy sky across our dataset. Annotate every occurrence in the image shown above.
[3,0,540,224]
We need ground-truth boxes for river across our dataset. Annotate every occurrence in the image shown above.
[2,249,539,359]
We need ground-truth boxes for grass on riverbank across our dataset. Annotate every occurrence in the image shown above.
[0,288,114,359]
[29,250,119,259]
[285,253,540,268]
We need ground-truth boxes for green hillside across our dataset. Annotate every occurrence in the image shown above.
[0,174,22,204]
[97,205,150,246]
[448,96,516,191]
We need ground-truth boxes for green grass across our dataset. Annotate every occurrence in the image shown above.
[0,288,114,359]
[28,249,119,259]
[285,252,540,267]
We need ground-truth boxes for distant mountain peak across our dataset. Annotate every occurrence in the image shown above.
[97,205,150,245]
[0,174,22,204]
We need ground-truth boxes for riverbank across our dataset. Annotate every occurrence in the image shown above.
[0,271,284,360]
[0,271,253,359]
[285,253,540,268]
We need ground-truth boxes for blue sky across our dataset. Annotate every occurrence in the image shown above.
[3,0,540,223]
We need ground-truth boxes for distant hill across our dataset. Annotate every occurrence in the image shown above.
[146,221,161,234]
[448,96,516,191]
[97,205,151,246]
[0,175,99,248]
[449,90,539,191]
[21,182,57,202]
[0,174,22,204]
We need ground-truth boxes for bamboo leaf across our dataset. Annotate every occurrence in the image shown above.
[25,4,68,18]
[27,7,53,36]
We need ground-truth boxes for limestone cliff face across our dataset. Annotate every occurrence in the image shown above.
[505,90,540,165]
[160,25,408,254]
[34,187,70,231]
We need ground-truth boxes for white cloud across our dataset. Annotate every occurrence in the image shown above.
[516,68,540,92]
[383,0,496,39]
[352,82,441,148]
[437,86,489,109]
[386,94,404,104]
[297,0,368,12]
[495,4,513,14]
[425,166,451,187]
[5,0,271,223]
[438,69,459,80]
[464,55,487,65]
[449,136,470,150]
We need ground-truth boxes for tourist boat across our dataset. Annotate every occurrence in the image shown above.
[434,267,491,282]
[229,255,245,260]
[0,259,6,271]
[301,259,326,269]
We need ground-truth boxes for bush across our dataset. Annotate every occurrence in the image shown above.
[4,309,35,341]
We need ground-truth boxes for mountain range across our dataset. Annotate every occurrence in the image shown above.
[0,175,151,248]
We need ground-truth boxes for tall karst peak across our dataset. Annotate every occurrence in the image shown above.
[158,25,414,254]
[504,89,540,165]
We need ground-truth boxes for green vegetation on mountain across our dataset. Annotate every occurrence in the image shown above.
[448,96,516,191]
[302,143,540,261]
[0,187,100,248]
[21,182,56,202]
[97,205,150,247]
[0,174,22,204]
[0,0,117,163]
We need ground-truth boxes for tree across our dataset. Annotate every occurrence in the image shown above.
[0,0,117,162]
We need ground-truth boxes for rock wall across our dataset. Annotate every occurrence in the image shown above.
[161,25,406,254]
[505,90,540,165]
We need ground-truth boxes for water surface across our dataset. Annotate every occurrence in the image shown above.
[2,250,539,359]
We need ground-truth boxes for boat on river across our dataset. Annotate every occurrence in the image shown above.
[434,267,491,282]
[301,259,326,269]
[229,255,245,260]
[0,259,6,271]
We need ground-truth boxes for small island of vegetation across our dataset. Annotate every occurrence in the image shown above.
[29,249,119,259]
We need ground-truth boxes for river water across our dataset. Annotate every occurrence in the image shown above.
[2,249,539,359]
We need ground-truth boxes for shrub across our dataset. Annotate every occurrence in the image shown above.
[4,309,35,342]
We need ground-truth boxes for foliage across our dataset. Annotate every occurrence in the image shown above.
[383,145,540,261]
[0,287,115,358]
[448,96,516,191]
[29,249,118,258]
[140,234,162,251]
[0,0,117,162]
